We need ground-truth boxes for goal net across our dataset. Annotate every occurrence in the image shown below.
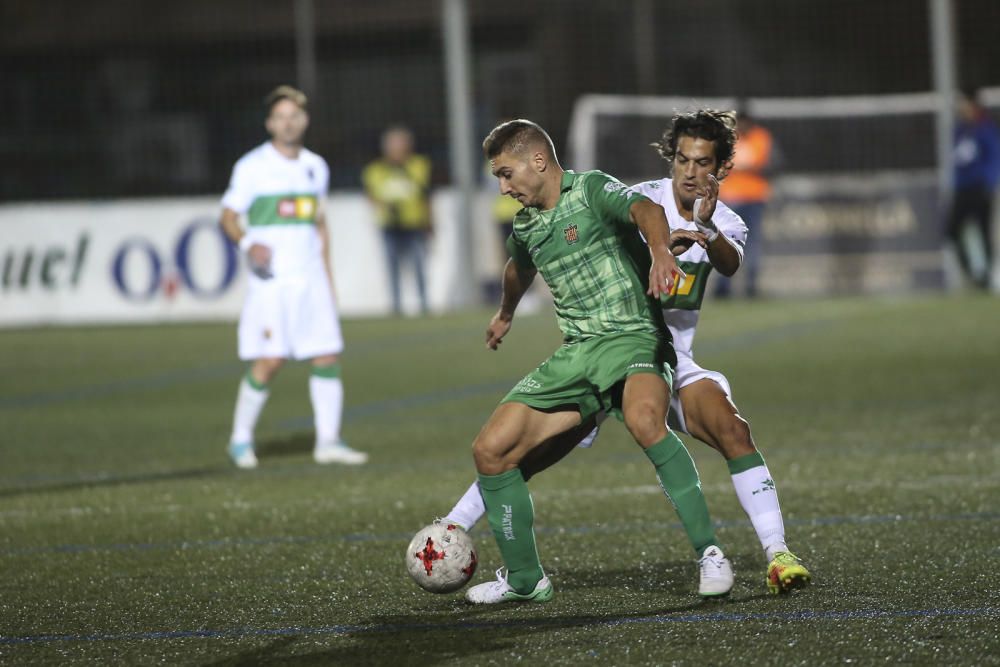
[567,88,1000,295]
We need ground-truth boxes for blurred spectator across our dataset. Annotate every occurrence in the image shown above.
[717,108,780,298]
[485,183,524,302]
[362,126,433,315]
[946,90,1000,290]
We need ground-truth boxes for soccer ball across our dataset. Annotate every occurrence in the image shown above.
[405,522,478,593]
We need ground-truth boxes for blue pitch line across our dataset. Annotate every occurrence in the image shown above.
[0,323,492,411]
[694,319,831,355]
[278,379,518,431]
[1,606,995,646]
[3,511,996,558]
[0,362,244,410]
[276,318,835,430]
[0,317,832,411]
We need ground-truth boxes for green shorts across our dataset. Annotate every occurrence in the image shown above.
[501,331,675,421]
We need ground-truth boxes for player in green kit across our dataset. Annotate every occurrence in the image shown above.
[444,110,810,596]
[464,119,733,605]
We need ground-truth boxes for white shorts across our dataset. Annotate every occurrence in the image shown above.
[666,350,733,435]
[577,350,733,447]
[237,269,343,361]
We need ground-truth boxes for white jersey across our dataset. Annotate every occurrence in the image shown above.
[630,178,748,357]
[222,142,330,280]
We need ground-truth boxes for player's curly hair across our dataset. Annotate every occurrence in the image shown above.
[652,109,737,174]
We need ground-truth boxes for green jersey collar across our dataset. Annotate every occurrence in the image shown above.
[560,170,578,192]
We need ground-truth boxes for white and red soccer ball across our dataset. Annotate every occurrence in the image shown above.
[405,522,478,593]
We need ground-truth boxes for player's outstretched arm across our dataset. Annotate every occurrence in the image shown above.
[670,229,708,255]
[487,259,536,350]
[693,175,742,277]
[630,199,686,298]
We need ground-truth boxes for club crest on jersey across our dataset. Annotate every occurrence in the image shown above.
[563,224,579,245]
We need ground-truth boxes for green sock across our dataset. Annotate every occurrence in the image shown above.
[726,450,766,475]
[645,432,719,555]
[478,468,544,594]
[244,370,267,391]
[310,362,341,379]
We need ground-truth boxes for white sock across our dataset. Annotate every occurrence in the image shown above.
[729,457,788,561]
[445,481,486,531]
[230,375,269,444]
[309,374,344,446]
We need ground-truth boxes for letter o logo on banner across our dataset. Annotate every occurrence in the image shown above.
[112,239,162,301]
[174,218,238,298]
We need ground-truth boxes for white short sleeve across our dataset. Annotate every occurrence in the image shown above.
[628,179,665,202]
[316,157,330,197]
[714,201,749,248]
[221,159,256,214]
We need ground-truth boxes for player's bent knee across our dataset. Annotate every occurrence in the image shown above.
[472,433,516,475]
[312,354,339,366]
[253,358,285,383]
[716,414,755,457]
[624,404,668,448]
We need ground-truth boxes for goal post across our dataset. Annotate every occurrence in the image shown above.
[567,87,1000,295]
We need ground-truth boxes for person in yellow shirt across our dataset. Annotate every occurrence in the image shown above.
[717,109,779,298]
[485,186,524,301]
[362,126,433,315]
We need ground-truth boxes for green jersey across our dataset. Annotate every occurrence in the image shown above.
[506,170,666,345]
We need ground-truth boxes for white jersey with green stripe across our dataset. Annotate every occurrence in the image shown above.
[630,178,748,357]
[222,142,330,280]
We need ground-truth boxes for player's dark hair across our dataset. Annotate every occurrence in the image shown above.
[482,119,557,160]
[653,109,737,173]
[265,85,308,115]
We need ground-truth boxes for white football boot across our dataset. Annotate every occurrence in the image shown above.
[313,440,368,465]
[227,442,258,469]
[698,545,734,597]
[465,568,554,604]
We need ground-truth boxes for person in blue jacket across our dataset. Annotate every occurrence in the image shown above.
[946,90,1000,289]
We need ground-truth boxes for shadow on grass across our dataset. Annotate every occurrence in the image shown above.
[201,565,780,665]
[0,430,341,499]
[0,465,229,499]
[203,596,746,665]
[256,431,315,460]
[204,637,301,667]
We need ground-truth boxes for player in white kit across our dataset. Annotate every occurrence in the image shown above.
[219,85,367,469]
[441,110,810,594]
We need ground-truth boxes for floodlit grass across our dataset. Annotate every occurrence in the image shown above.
[1,293,998,665]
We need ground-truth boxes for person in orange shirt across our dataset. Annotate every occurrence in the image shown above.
[717,109,779,298]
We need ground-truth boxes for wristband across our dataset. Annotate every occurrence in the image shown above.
[692,198,720,242]
[238,235,253,253]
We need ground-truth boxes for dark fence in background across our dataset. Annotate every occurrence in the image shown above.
[1,0,998,200]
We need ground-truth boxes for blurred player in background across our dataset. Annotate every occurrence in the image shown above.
[443,110,810,595]
[362,125,433,315]
[484,174,524,302]
[716,106,779,298]
[461,119,734,606]
[946,89,1000,289]
[219,85,367,469]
